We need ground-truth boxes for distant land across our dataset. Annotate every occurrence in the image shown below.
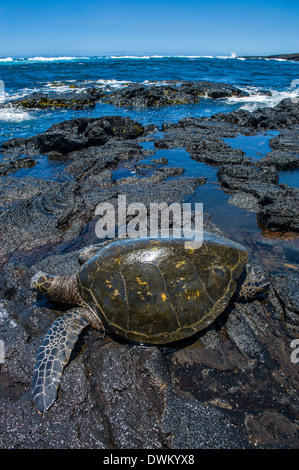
[242,53,299,62]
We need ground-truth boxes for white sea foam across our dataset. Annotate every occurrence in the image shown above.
[177,55,215,59]
[109,55,152,59]
[96,78,132,89]
[27,56,90,62]
[7,87,41,101]
[216,52,240,59]
[0,56,92,64]
[107,54,243,60]
[0,55,297,64]
[0,106,33,122]
[227,87,299,111]
[43,82,79,92]
[265,58,288,62]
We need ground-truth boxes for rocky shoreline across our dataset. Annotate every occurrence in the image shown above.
[0,93,298,449]
[6,80,248,110]
[242,53,299,62]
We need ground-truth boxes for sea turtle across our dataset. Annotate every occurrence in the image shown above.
[30,233,269,413]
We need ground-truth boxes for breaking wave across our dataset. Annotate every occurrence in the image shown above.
[0,106,33,122]
[227,86,299,111]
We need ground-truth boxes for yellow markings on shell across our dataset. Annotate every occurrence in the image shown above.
[187,290,201,301]
[111,289,120,299]
[175,260,187,268]
[136,276,147,286]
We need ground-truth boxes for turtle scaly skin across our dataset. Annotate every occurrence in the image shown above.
[32,309,89,413]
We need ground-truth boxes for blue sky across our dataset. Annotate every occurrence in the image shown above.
[0,0,298,57]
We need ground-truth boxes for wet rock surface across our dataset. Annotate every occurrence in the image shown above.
[1,115,145,157]
[11,87,103,110]
[101,81,247,108]
[0,102,299,449]
[217,164,299,232]
[258,186,299,233]
[268,126,299,153]
[256,150,299,170]
[9,80,248,111]
[244,53,299,62]
[206,98,299,131]
[0,220,298,449]
[0,156,36,177]
[154,99,299,232]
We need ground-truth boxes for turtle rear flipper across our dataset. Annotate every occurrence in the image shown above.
[32,308,89,413]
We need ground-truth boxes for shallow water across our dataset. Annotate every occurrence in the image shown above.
[224,132,299,188]
[223,131,278,160]
[10,155,72,182]
[109,138,299,275]
[279,168,299,187]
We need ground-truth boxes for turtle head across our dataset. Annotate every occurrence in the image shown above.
[31,271,81,305]
[31,271,54,294]
[237,266,270,302]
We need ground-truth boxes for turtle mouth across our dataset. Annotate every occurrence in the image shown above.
[30,271,45,290]
[256,277,271,293]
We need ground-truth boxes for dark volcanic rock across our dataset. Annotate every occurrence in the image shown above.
[217,164,299,231]
[102,81,247,108]
[1,116,145,156]
[153,121,248,165]
[65,141,143,178]
[256,53,299,62]
[256,150,299,170]
[1,106,299,449]
[217,164,279,197]
[0,170,205,258]
[269,126,299,153]
[12,87,103,110]
[0,156,36,176]
[163,117,242,138]
[269,273,299,329]
[1,214,298,449]
[217,163,299,220]
[186,136,247,165]
[218,163,299,233]
[245,412,299,447]
[258,186,299,232]
[0,176,59,209]
[208,98,299,131]
[151,157,168,165]
[12,80,248,111]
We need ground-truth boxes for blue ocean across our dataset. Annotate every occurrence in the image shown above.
[0,54,298,272]
[1,54,299,139]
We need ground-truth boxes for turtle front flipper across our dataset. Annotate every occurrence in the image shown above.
[32,308,89,413]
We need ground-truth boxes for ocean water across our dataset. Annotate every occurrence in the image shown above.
[0,55,298,273]
[0,55,299,141]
